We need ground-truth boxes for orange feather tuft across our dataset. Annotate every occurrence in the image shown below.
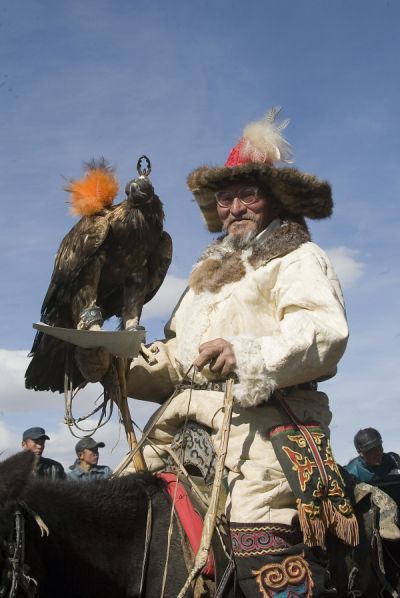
[67,160,119,216]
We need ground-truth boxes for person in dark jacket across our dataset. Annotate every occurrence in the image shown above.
[68,436,112,481]
[21,427,66,480]
[345,428,400,484]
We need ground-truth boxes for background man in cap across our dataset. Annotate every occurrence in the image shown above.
[68,436,112,481]
[76,108,355,595]
[346,427,400,484]
[22,426,65,480]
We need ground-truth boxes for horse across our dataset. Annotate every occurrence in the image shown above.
[327,472,400,597]
[0,451,399,597]
[0,451,231,598]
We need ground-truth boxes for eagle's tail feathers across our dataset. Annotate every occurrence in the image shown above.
[25,337,84,393]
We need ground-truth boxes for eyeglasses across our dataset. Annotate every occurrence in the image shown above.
[215,186,259,208]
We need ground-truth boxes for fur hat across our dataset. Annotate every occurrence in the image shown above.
[187,108,333,232]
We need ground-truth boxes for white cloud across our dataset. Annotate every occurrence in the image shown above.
[0,348,158,469]
[0,421,20,453]
[326,246,365,288]
[0,349,51,412]
[0,348,81,412]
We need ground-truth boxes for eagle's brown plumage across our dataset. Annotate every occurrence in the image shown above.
[25,164,172,393]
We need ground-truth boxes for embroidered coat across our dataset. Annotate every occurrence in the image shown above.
[127,220,349,525]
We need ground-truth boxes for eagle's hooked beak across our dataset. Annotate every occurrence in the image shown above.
[125,177,154,202]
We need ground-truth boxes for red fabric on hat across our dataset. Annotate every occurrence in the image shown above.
[225,138,273,168]
[225,139,248,167]
[158,472,215,578]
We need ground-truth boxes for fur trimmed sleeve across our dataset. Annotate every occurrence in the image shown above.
[228,245,348,408]
[127,302,183,403]
[228,336,277,407]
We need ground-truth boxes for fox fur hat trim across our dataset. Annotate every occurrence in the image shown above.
[187,108,333,233]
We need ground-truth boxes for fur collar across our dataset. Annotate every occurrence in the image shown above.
[189,220,310,294]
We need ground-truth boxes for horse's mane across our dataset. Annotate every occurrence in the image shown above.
[0,452,166,540]
[0,454,191,597]
[24,471,166,536]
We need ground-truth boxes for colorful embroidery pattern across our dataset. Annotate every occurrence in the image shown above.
[279,427,344,497]
[252,554,313,597]
[230,523,300,557]
[270,423,358,546]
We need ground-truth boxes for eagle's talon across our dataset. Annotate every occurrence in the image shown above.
[125,324,145,332]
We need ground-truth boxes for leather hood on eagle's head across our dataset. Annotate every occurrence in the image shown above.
[25,157,172,394]
[124,176,158,207]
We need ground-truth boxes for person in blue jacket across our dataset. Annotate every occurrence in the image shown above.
[68,436,112,481]
[345,428,400,484]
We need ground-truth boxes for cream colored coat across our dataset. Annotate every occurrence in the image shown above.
[127,220,348,524]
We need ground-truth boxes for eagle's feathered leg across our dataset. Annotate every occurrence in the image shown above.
[71,252,106,330]
[121,268,148,330]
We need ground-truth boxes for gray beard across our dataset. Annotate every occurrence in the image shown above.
[221,229,259,250]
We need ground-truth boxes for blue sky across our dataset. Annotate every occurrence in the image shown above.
[1,0,399,469]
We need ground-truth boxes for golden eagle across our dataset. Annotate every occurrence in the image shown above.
[25,158,172,393]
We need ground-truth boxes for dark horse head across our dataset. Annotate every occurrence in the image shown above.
[0,452,200,598]
[1,452,399,597]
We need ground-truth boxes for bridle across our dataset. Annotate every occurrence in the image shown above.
[0,495,152,598]
[0,507,38,598]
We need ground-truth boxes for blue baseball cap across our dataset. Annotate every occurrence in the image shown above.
[22,427,50,441]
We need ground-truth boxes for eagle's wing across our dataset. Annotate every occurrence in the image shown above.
[144,231,173,304]
[41,214,110,321]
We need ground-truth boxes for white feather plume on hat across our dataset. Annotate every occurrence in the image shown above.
[241,107,293,164]
[187,107,333,232]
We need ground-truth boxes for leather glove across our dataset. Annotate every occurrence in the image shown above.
[74,346,110,382]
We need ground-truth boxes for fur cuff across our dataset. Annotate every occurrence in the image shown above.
[228,337,276,407]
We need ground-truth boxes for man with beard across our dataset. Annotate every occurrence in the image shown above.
[78,109,357,596]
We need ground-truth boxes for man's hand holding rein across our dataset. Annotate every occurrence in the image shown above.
[194,338,237,376]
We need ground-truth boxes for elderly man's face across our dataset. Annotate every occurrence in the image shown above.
[216,182,278,236]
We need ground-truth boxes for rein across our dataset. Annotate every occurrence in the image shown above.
[160,366,196,598]
[0,507,39,598]
[64,349,114,439]
[138,495,153,598]
[177,376,235,598]
[113,365,235,595]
